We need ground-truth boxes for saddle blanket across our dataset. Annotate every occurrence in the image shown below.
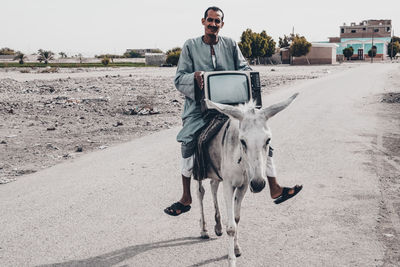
[193,113,229,181]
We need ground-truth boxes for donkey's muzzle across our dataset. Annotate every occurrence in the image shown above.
[250,179,266,193]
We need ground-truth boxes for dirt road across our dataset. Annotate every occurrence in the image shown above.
[1,63,399,266]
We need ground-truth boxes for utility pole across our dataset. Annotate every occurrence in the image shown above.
[371,27,374,63]
[391,27,394,60]
[289,26,294,65]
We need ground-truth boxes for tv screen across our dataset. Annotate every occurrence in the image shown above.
[207,73,250,105]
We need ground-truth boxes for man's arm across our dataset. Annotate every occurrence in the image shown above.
[233,41,252,71]
[174,41,200,100]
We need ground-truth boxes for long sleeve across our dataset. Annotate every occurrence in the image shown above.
[233,41,252,71]
[174,41,196,100]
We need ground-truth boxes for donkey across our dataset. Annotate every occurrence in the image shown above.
[197,93,298,267]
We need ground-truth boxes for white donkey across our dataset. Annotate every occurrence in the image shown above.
[197,93,298,267]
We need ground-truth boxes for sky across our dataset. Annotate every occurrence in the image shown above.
[1,0,399,57]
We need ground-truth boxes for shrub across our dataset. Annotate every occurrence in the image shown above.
[123,50,142,58]
[101,57,110,66]
[0,47,16,55]
[165,47,181,66]
[368,46,377,58]
[343,47,354,60]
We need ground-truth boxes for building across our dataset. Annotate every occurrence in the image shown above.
[0,55,15,61]
[145,53,166,66]
[281,43,338,65]
[126,48,162,57]
[332,19,392,60]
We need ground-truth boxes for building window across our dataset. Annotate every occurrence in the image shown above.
[351,30,356,33]
[387,27,391,32]
[374,29,379,32]
[363,27,366,31]
[341,28,344,33]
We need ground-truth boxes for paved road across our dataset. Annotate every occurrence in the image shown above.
[1,63,398,267]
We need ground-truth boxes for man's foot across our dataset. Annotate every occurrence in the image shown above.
[273,185,303,204]
[164,202,191,216]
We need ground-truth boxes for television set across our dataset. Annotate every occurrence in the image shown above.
[197,71,262,112]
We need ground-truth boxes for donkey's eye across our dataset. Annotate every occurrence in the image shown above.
[240,139,247,150]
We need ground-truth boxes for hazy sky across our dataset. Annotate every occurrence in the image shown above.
[1,0,399,56]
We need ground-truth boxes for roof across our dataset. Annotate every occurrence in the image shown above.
[311,43,339,48]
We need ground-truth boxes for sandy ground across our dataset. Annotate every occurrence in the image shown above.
[1,62,399,267]
[374,67,400,266]
[0,64,354,184]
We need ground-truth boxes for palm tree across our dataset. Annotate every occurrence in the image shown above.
[14,52,27,64]
[37,49,54,64]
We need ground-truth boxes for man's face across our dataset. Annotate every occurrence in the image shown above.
[201,10,224,37]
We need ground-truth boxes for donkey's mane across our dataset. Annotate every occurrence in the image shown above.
[238,101,257,114]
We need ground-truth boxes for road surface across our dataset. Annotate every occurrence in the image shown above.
[1,63,399,266]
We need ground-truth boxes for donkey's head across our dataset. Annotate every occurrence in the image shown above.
[205,93,298,193]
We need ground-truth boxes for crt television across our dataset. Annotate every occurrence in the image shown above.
[197,71,262,112]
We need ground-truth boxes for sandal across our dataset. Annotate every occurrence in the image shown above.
[164,202,191,216]
[273,185,303,204]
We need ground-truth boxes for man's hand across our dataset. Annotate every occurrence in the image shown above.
[194,71,204,90]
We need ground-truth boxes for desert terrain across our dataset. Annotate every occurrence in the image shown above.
[0,64,353,184]
[1,63,400,266]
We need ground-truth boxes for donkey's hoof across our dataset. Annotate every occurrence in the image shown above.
[214,225,223,236]
[200,231,209,239]
[234,245,242,257]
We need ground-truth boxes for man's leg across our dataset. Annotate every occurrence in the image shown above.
[179,154,193,205]
[266,147,302,203]
[164,149,194,216]
[179,176,192,206]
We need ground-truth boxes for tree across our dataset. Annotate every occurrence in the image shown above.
[37,49,54,64]
[388,36,400,59]
[166,47,181,66]
[238,29,276,64]
[0,47,15,55]
[290,35,312,64]
[123,50,142,58]
[59,52,67,58]
[342,47,354,60]
[238,29,253,59]
[278,34,293,48]
[368,45,377,58]
[260,30,276,58]
[13,52,27,64]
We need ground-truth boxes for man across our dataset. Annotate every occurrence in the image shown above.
[164,6,302,216]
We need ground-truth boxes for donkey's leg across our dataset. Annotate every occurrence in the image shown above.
[197,180,209,239]
[210,179,222,236]
[223,182,237,266]
[233,184,248,257]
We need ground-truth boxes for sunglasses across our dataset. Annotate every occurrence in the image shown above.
[206,18,221,24]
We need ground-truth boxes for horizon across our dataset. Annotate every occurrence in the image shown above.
[1,0,399,57]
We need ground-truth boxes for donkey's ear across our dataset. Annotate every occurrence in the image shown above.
[261,93,299,119]
[204,99,244,121]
